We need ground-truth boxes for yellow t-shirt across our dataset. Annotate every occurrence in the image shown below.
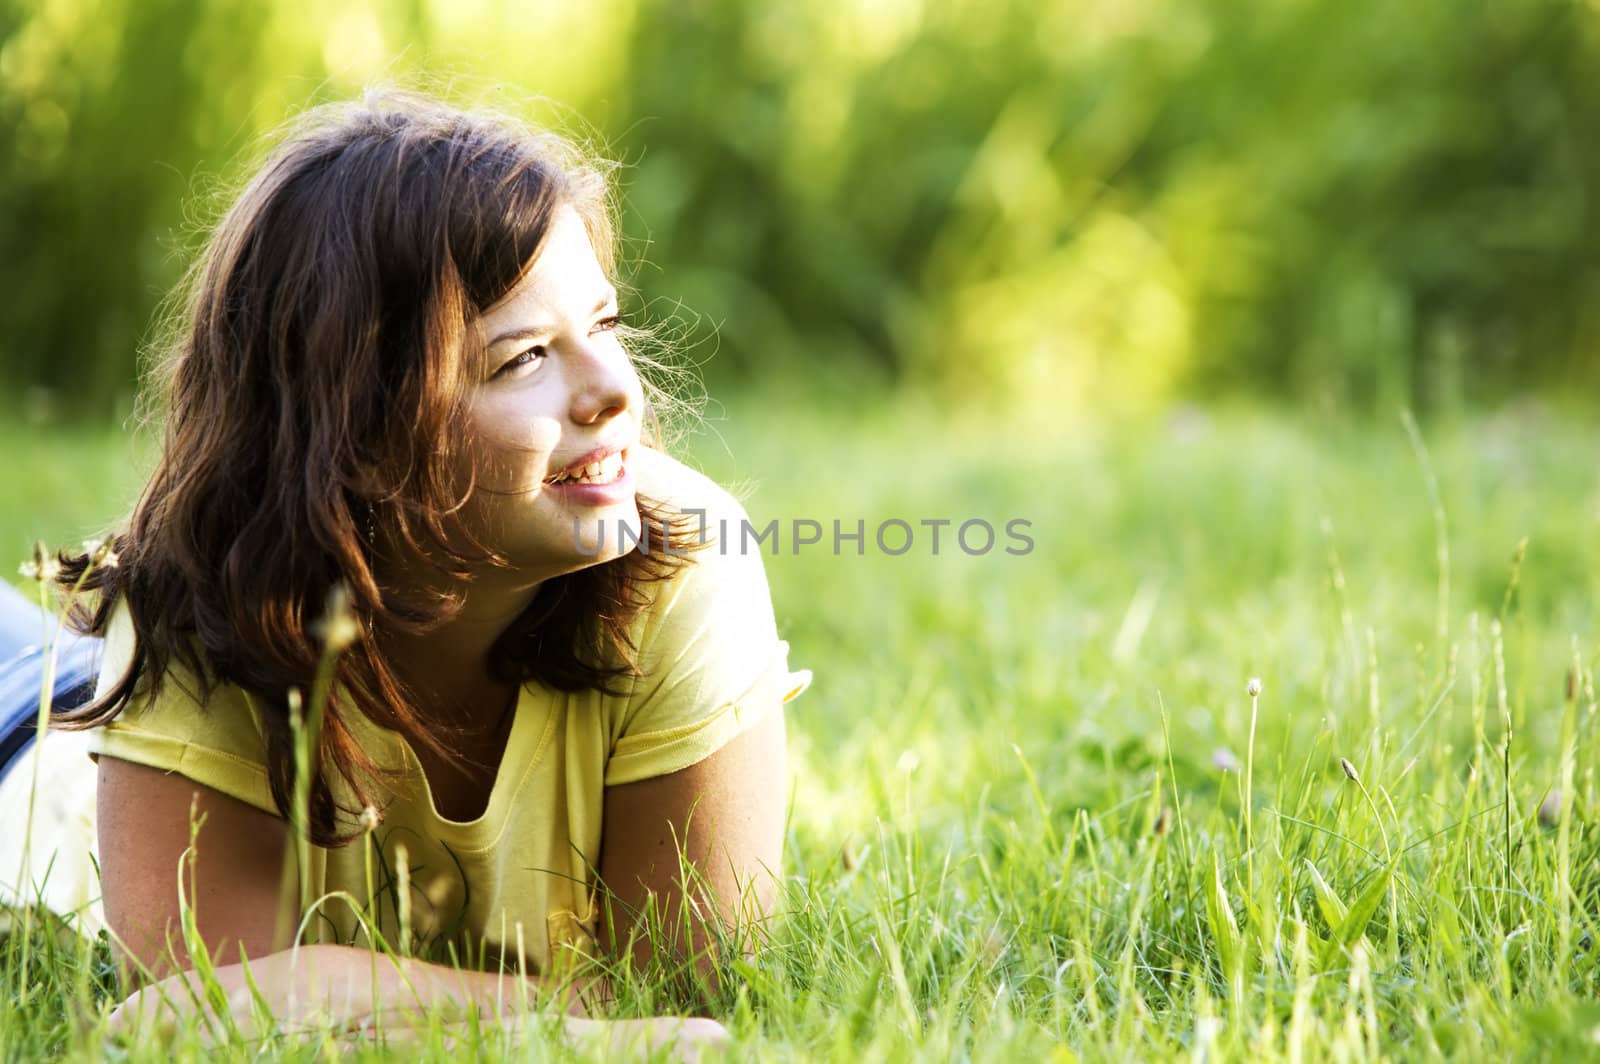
[10,455,809,974]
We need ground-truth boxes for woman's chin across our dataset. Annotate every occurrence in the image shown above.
[564,507,644,564]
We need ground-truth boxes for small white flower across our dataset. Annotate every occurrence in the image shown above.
[321,614,360,652]
[19,545,60,583]
[314,583,361,652]
[1246,677,1262,697]
[85,538,120,569]
[359,805,382,833]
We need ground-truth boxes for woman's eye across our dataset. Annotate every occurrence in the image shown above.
[594,314,622,334]
[495,346,546,378]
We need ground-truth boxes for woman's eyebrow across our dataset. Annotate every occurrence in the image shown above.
[486,326,548,348]
[486,287,619,348]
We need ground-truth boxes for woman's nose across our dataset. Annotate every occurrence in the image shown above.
[566,341,634,425]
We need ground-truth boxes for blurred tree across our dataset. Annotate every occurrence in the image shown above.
[1,0,1596,415]
[608,0,1600,410]
[0,0,285,412]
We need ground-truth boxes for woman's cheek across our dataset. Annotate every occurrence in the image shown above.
[466,414,561,495]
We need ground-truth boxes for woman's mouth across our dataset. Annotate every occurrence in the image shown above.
[546,450,625,486]
[542,448,635,506]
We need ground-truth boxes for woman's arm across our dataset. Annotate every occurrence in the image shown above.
[596,704,788,992]
[96,755,293,979]
[109,943,726,1053]
[108,942,557,1037]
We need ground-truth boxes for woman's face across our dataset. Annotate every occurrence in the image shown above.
[458,205,644,577]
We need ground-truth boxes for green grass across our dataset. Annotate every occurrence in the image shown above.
[0,411,153,585]
[3,391,1599,1060]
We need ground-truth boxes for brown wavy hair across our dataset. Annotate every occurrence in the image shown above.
[53,90,700,845]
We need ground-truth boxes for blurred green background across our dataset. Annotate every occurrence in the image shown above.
[2,0,1598,421]
[4,8,1600,1055]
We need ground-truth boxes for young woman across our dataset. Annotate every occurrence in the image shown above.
[0,90,809,1049]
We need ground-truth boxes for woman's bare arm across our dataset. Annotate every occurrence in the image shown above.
[96,756,292,979]
[596,705,788,990]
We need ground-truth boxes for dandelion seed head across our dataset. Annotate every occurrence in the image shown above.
[20,541,59,583]
[315,583,361,652]
[84,537,120,569]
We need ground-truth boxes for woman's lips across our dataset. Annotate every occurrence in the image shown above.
[544,442,629,483]
[542,458,635,506]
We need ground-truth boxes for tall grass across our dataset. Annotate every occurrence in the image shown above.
[3,393,1598,1059]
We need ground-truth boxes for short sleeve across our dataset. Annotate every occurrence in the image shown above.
[603,464,811,786]
[83,605,278,816]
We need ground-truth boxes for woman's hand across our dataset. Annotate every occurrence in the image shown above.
[563,1015,731,1060]
[105,949,729,1058]
[105,943,490,1042]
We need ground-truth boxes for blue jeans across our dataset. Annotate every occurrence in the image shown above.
[0,582,101,780]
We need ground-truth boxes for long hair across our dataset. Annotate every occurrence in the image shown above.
[52,90,699,845]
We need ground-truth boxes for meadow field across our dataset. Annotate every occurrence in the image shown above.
[2,390,1598,1060]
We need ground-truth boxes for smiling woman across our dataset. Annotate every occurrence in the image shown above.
[455,208,646,564]
[0,90,809,1053]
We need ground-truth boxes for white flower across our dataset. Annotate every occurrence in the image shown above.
[321,614,360,652]
[1246,677,1262,697]
[18,547,60,583]
[359,805,382,833]
[85,538,120,569]
[315,583,361,652]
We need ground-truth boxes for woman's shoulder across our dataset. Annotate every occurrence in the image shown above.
[596,447,808,777]
[629,445,753,527]
[627,447,775,619]
[617,444,787,678]
[91,601,270,773]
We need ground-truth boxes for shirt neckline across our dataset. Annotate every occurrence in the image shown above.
[352,682,559,842]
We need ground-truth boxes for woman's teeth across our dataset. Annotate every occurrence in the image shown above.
[549,451,625,485]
